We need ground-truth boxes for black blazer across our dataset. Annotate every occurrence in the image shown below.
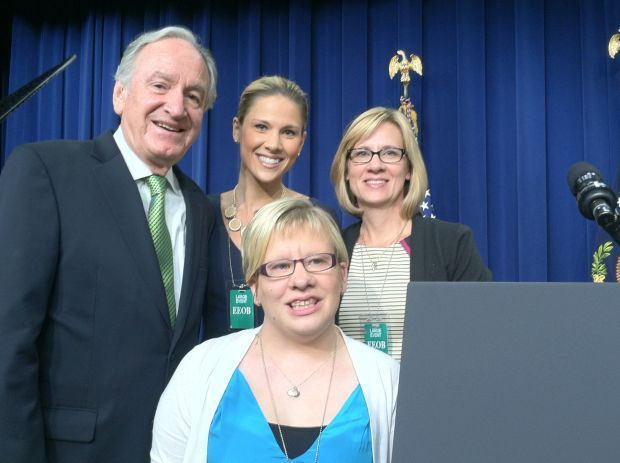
[342,214,492,281]
[0,131,214,463]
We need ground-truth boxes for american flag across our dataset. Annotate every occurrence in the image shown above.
[398,95,436,219]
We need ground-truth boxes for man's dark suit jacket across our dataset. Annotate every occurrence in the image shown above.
[0,131,214,462]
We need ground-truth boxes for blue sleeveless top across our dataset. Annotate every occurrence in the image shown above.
[207,369,372,462]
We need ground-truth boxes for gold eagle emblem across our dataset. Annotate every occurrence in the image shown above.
[609,30,620,59]
[389,50,423,83]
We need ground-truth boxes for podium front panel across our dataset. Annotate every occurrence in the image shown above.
[394,282,620,463]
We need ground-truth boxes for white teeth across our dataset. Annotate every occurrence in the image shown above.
[258,155,281,165]
[366,180,386,185]
[290,299,316,308]
[156,122,181,132]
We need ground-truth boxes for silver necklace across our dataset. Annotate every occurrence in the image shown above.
[225,184,285,233]
[258,333,337,463]
[358,221,408,311]
[224,193,248,290]
[263,349,334,398]
[359,221,408,271]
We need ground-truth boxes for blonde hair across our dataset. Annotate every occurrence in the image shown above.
[242,198,348,283]
[237,75,308,129]
[330,107,428,219]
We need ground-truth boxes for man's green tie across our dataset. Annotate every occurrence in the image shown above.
[146,175,176,328]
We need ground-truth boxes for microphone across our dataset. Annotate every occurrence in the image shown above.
[567,162,620,246]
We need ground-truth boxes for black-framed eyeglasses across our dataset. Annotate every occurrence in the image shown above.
[347,147,406,164]
[259,253,337,278]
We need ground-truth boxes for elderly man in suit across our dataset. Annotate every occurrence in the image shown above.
[0,25,217,463]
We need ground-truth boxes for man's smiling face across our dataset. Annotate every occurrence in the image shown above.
[112,37,209,175]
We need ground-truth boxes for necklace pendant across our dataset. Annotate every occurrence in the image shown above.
[287,386,300,398]
[370,261,378,271]
[228,217,242,232]
[224,205,237,219]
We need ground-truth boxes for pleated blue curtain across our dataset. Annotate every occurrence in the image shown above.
[2,0,620,282]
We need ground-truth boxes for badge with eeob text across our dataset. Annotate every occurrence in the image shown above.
[229,289,254,329]
[364,322,389,354]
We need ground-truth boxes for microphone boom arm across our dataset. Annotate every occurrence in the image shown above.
[0,54,77,124]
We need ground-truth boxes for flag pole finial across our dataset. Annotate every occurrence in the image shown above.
[388,50,422,98]
[609,30,620,59]
[389,50,423,140]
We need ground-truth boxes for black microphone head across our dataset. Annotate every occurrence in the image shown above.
[567,162,603,195]
[567,162,618,221]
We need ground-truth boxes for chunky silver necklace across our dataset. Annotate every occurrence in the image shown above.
[258,333,337,463]
[224,185,243,232]
[225,184,285,233]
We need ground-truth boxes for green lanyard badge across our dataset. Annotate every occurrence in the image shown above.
[229,289,254,329]
[364,322,389,354]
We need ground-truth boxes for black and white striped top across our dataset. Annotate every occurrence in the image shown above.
[339,242,410,361]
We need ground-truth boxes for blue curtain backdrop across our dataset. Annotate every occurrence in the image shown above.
[2,0,620,282]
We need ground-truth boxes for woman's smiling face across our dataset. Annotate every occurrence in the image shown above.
[233,94,306,185]
[346,121,411,212]
[251,227,347,343]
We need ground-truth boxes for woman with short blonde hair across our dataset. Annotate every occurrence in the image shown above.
[331,107,428,219]
[331,107,491,361]
[152,198,399,463]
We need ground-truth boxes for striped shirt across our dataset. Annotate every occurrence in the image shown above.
[339,241,410,361]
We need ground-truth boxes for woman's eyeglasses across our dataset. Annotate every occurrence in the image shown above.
[347,147,406,164]
[259,253,337,278]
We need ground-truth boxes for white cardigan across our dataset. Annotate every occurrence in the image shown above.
[150,327,399,463]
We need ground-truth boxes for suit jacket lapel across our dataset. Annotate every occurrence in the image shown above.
[172,168,204,344]
[90,132,172,329]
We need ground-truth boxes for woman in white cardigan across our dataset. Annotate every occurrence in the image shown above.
[151,198,399,463]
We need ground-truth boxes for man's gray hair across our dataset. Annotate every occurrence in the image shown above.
[114,25,217,110]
